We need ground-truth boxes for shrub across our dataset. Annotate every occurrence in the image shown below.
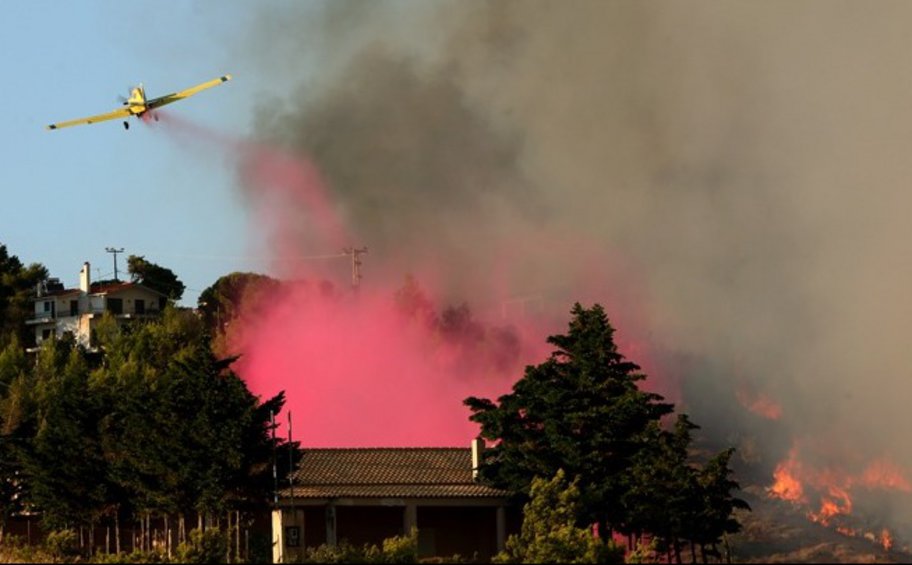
[302,528,419,563]
[45,529,80,562]
[175,528,228,564]
[494,471,624,564]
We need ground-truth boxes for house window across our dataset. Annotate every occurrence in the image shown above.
[107,298,123,315]
[135,299,145,315]
[41,329,53,341]
[43,301,51,312]
[70,300,78,316]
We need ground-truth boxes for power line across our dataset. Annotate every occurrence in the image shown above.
[142,251,349,262]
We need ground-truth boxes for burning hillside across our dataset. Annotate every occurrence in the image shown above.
[765,442,912,553]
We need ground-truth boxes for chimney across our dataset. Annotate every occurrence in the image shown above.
[79,262,91,293]
[471,438,485,481]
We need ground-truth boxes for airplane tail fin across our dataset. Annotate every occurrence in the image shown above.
[128,84,146,106]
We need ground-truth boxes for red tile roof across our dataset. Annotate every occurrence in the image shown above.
[90,281,167,297]
[33,289,81,298]
[279,448,510,500]
[90,281,135,294]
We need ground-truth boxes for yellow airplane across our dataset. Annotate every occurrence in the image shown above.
[47,74,232,131]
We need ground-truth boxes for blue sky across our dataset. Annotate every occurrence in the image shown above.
[1,1,313,305]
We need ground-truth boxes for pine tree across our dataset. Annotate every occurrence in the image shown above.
[466,303,673,531]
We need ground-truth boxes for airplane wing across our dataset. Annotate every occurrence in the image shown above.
[46,107,132,130]
[146,74,232,110]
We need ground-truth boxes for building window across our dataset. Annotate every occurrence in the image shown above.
[107,298,123,315]
[41,329,53,341]
[70,300,78,316]
[135,299,145,315]
[43,301,51,312]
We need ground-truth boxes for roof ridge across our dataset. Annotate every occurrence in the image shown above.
[295,481,480,485]
[297,447,470,451]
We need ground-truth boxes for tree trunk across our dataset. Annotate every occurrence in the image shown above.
[164,514,170,559]
[690,540,697,563]
[115,512,121,555]
[674,539,683,564]
[226,510,232,563]
[106,526,110,555]
[235,511,241,564]
[700,544,708,564]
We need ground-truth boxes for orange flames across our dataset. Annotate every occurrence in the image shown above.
[735,385,782,420]
[861,459,912,492]
[770,450,805,503]
[768,442,910,551]
[882,529,895,551]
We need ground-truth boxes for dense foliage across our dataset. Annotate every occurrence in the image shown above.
[127,255,186,301]
[0,245,48,348]
[0,305,290,558]
[301,528,419,563]
[466,303,748,563]
[494,470,624,564]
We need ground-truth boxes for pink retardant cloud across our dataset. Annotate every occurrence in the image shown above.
[232,280,550,447]
[153,114,676,447]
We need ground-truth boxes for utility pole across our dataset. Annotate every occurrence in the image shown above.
[270,410,278,506]
[342,246,368,290]
[105,247,125,281]
[288,411,295,514]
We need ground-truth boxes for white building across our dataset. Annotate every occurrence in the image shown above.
[27,262,167,349]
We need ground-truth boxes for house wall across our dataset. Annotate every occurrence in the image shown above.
[56,316,80,338]
[417,506,500,560]
[105,287,163,315]
[302,507,326,549]
[284,502,515,561]
[335,506,404,547]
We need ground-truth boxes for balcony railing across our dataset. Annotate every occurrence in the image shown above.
[30,308,161,321]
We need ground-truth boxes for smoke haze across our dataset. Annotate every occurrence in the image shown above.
[230,0,912,529]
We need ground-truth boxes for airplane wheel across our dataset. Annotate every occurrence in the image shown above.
[154,114,159,122]
[123,121,130,130]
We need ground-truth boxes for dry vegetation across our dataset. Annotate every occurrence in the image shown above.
[729,486,911,563]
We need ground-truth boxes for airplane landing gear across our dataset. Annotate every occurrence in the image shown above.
[123,121,130,130]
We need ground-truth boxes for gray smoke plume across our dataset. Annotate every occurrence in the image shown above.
[240,0,912,530]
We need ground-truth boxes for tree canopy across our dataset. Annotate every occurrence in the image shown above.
[466,303,675,529]
[0,307,292,554]
[0,244,48,347]
[466,303,748,563]
[127,255,186,301]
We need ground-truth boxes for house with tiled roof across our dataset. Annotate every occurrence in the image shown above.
[27,261,167,349]
[271,440,518,562]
